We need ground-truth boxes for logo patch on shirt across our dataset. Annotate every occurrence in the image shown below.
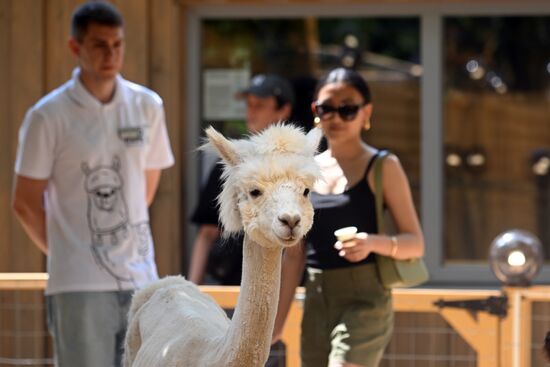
[118,127,144,145]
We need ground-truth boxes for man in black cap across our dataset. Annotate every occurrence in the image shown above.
[238,74,295,133]
[189,73,294,285]
[188,74,294,365]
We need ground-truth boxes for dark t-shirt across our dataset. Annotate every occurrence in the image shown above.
[306,152,381,269]
[191,162,244,285]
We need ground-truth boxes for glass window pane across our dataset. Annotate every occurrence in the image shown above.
[200,18,421,205]
[443,17,550,263]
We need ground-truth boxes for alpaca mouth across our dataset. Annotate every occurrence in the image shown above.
[279,235,299,246]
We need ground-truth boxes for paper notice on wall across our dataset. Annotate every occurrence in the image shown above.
[203,69,250,120]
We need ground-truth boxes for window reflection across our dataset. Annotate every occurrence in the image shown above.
[444,17,550,262]
[201,18,421,205]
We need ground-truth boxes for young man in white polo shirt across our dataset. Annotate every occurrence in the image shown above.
[11,2,174,366]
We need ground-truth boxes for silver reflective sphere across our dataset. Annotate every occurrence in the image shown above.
[489,230,544,286]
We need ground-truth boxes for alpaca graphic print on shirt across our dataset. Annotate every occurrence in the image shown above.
[82,156,136,288]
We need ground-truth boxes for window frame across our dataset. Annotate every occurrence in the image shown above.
[184,2,550,286]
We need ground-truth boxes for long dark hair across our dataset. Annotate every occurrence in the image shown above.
[314,68,371,104]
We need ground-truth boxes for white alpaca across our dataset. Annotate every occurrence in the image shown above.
[123,124,322,367]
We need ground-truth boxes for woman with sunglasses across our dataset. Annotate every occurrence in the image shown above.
[273,68,424,367]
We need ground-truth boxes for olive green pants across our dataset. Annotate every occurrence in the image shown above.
[301,263,393,367]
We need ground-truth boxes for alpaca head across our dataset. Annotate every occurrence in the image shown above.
[204,124,322,248]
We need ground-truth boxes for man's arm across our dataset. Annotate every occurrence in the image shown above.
[272,242,306,344]
[12,175,49,255]
[145,169,161,207]
[188,225,220,284]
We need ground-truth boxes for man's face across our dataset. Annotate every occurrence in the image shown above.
[70,23,125,81]
[245,94,290,133]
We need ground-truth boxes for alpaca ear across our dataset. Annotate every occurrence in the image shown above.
[204,126,240,166]
[305,126,323,154]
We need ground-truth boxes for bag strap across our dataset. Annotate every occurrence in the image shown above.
[374,150,391,234]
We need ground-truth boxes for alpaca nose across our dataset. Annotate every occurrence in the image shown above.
[278,214,301,229]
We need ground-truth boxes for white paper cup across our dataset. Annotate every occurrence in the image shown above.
[333,226,358,242]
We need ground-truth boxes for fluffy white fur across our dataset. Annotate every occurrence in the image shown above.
[123,124,322,367]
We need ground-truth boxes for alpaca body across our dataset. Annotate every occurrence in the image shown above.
[128,277,229,366]
[124,124,322,367]
[126,238,282,367]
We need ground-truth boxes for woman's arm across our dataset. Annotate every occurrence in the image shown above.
[378,154,424,259]
[336,154,424,262]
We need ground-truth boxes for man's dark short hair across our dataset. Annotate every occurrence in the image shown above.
[71,1,124,42]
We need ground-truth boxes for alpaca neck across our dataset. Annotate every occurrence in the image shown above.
[221,234,282,367]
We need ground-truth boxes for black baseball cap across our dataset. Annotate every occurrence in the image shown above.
[237,74,295,106]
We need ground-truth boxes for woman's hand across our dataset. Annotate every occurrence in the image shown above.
[334,232,372,262]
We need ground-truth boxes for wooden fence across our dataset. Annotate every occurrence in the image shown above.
[2,273,550,367]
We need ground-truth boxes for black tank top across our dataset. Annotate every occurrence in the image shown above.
[306,152,381,269]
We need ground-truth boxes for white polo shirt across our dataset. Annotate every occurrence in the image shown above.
[15,69,175,295]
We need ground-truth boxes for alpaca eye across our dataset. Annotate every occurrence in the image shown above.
[303,188,310,196]
[249,189,262,198]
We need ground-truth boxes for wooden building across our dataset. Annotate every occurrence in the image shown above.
[2,1,550,365]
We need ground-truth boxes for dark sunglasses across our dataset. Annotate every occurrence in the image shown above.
[314,102,365,122]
